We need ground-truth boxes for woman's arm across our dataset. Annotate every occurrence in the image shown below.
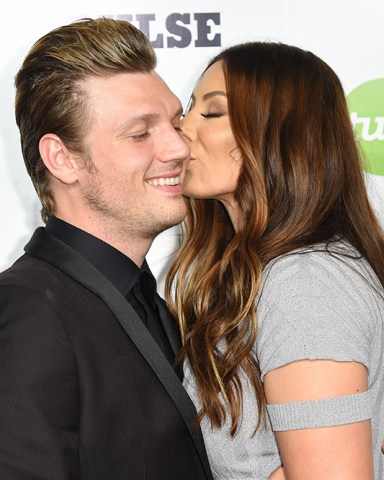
[264,359,374,479]
[269,466,286,479]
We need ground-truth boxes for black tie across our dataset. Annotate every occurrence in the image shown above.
[128,273,176,369]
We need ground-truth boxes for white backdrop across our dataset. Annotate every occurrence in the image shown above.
[1,0,383,295]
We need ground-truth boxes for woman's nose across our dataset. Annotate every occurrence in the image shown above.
[180,115,192,142]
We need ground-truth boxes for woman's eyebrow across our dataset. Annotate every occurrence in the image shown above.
[202,90,227,101]
[190,90,227,103]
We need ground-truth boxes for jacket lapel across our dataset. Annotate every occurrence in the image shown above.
[25,227,212,480]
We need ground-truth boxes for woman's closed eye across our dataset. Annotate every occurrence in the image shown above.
[201,111,224,119]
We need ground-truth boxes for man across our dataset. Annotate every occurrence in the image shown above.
[0,17,212,479]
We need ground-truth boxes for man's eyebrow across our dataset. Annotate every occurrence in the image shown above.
[115,107,183,135]
[115,113,159,135]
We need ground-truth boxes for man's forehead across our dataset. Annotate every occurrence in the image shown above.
[85,71,181,109]
[84,72,182,130]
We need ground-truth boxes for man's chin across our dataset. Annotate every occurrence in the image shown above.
[148,210,186,238]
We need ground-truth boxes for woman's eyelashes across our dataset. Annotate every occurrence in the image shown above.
[201,111,224,118]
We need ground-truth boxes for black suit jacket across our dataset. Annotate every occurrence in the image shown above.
[0,227,212,480]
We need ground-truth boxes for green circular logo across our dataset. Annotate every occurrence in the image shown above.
[347,78,384,176]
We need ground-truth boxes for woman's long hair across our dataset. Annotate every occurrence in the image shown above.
[166,42,384,436]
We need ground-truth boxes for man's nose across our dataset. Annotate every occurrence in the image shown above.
[158,128,190,163]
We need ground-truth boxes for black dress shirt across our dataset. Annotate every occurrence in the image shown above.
[45,216,176,369]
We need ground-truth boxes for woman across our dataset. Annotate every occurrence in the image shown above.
[166,42,384,479]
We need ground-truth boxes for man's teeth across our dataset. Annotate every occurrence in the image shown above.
[147,176,180,186]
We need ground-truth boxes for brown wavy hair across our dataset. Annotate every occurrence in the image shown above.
[166,42,384,436]
[15,17,156,222]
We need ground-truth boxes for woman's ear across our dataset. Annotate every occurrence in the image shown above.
[39,133,78,184]
[230,146,243,167]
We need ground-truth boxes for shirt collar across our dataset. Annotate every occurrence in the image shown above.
[46,216,157,303]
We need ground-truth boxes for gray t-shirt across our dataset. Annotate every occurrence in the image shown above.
[183,242,384,479]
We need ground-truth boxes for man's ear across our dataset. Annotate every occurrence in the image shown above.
[39,133,78,184]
